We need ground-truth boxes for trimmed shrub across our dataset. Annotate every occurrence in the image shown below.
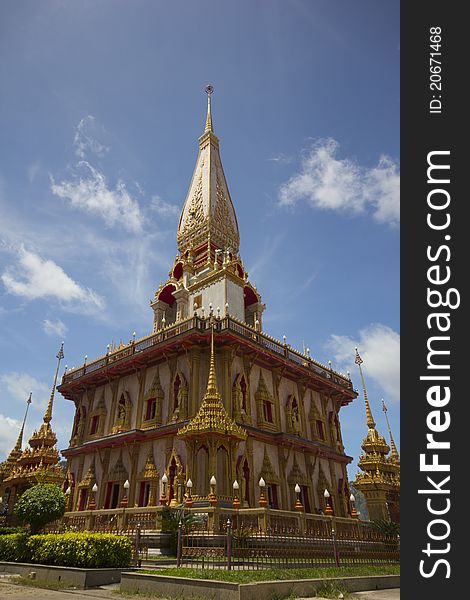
[0,532,31,562]
[0,527,26,536]
[15,484,66,534]
[27,532,132,568]
[0,532,132,568]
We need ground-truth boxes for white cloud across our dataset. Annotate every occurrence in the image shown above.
[27,160,41,183]
[51,161,144,234]
[279,138,400,225]
[326,323,400,402]
[267,153,293,165]
[0,414,22,459]
[43,319,68,337]
[150,195,180,218]
[1,246,104,311]
[74,115,109,160]
[0,371,51,410]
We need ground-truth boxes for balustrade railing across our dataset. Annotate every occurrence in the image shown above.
[62,316,353,392]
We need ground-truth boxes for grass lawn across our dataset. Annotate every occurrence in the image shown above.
[139,565,400,583]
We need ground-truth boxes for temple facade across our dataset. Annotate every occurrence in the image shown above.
[353,350,400,522]
[58,88,358,517]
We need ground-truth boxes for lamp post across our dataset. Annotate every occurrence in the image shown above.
[324,488,333,515]
[232,480,240,509]
[209,475,217,506]
[185,479,193,508]
[65,486,72,511]
[294,483,303,512]
[350,493,358,519]
[160,474,168,506]
[121,479,130,508]
[88,483,98,510]
[258,477,267,508]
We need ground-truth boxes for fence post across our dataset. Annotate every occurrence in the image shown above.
[133,522,141,567]
[226,518,232,571]
[176,520,183,567]
[331,527,340,567]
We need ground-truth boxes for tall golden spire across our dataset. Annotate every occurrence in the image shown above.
[206,322,218,395]
[43,342,64,424]
[204,84,214,133]
[177,86,240,256]
[382,399,399,461]
[355,348,376,429]
[0,393,32,476]
[13,392,32,452]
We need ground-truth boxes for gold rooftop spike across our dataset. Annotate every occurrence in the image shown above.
[178,323,246,440]
[355,348,376,430]
[0,393,32,479]
[382,399,400,462]
[204,83,214,133]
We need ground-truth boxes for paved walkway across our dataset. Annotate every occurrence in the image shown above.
[0,575,399,600]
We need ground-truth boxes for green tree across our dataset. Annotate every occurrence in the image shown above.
[370,519,400,537]
[14,484,66,535]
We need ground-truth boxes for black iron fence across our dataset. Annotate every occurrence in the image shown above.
[177,519,399,570]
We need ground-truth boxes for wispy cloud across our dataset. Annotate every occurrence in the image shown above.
[43,318,68,337]
[248,232,286,281]
[150,195,180,219]
[267,153,293,165]
[0,371,51,410]
[279,139,399,226]
[326,323,400,402]
[51,161,144,233]
[74,115,109,160]
[1,246,104,311]
[27,160,41,183]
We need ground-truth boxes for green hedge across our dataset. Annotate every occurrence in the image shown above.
[0,532,132,568]
[0,532,30,562]
[0,527,26,536]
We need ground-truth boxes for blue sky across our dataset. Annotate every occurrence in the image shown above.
[0,0,399,479]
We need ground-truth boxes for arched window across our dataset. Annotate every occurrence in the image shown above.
[173,374,181,411]
[240,376,247,412]
[196,446,209,496]
[242,459,250,506]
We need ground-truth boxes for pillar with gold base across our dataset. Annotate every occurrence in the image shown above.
[87,483,98,510]
[185,479,193,508]
[350,493,359,518]
[258,477,268,508]
[294,483,304,512]
[324,488,334,515]
[120,479,130,508]
[209,475,217,506]
[160,474,168,506]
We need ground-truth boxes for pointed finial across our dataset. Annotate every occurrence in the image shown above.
[355,347,376,429]
[44,342,64,424]
[13,392,32,452]
[205,84,214,133]
[206,323,219,396]
[382,399,399,459]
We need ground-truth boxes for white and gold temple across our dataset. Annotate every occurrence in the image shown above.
[57,87,358,516]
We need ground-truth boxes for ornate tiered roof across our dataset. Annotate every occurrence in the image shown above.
[3,344,65,486]
[178,323,246,440]
[353,349,400,491]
